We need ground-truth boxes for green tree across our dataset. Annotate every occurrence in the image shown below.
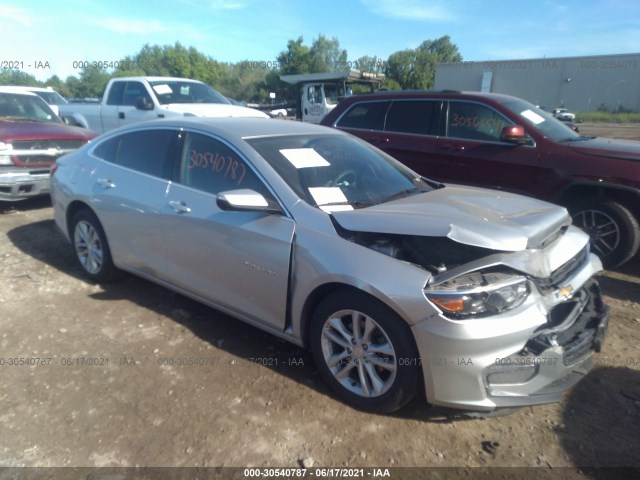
[386,49,419,89]
[43,75,72,98]
[115,42,224,85]
[277,36,311,75]
[356,55,385,74]
[0,70,40,86]
[308,34,348,72]
[77,66,111,98]
[385,35,462,89]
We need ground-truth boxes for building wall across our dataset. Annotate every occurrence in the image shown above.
[435,53,640,112]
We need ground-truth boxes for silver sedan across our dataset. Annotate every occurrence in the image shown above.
[51,117,609,414]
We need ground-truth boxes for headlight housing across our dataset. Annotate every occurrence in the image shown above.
[0,142,14,165]
[425,270,529,319]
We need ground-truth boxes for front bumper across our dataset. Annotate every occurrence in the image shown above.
[412,253,609,412]
[0,170,51,201]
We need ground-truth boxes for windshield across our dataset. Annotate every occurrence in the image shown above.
[33,91,68,105]
[247,134,435,211]
[0,93,61,123]
[149,81,230,105]
[501,98,580,142]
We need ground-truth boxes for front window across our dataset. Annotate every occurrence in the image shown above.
[0,93,61,123]
[447,101,512,142]
[149,81,229,105]
[247,134,435,211]
[501,98,580,142]
[178,132,267,196]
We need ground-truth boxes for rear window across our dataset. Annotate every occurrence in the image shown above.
[335,101,388,130]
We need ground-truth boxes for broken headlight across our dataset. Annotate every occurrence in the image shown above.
[425,271,529,318]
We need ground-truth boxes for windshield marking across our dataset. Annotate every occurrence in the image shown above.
[309,187,348,206]
[280,148,330,169]
[152,84,173,95]
[521,109,545,124]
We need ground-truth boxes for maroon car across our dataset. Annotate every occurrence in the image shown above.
[321,91,640,267]
[0,87,97,202]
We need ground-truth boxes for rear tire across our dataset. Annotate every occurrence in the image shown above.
[570,200,640,268]
[71,209,121,282]
[309,291,420,413]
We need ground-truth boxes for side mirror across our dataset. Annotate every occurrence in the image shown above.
[136,97,154,110]
[217,189,281,214]
[500,125,528,145]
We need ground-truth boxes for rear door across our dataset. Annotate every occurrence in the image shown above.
[89,128,180,272]
[375,99,446,175]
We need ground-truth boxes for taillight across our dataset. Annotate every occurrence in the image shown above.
[50,162,59,176]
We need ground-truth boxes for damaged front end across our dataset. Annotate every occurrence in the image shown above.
[332,211,609,412]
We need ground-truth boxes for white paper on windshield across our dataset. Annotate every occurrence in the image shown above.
[319,204,354,212]
[309,187,348,206]
[152,84,173,95]
[280,148,330,169]
[520,109,545,124]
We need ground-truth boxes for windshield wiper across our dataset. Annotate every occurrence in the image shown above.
[382,187,424,203]
[320,201,372,209]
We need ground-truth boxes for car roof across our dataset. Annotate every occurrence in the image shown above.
[342,90,521,104]
[115,76,206,83]
[102,117,344,143]
[0,86,40,96]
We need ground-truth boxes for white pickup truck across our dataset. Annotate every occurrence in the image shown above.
[58,76,268,132]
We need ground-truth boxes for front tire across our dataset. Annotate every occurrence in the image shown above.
[309,291,420,413]
[71,209,120,282]
[570,200,640,268]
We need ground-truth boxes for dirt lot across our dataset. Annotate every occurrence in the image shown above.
[1,124,639,478]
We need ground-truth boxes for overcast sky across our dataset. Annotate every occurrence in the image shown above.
[2,0,640,81]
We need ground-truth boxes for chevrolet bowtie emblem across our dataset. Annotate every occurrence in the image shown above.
[557,285,574,298]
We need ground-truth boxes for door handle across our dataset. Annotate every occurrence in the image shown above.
[118,112,125,119]
[97,178,115,189]
[169,200,191,214]
[442,144,465,151]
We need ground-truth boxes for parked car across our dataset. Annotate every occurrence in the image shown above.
[552,108,576,121]
[51,117,608,414]
[269,108,288,117]
[0,87,96,202]
[58,77,269,133]
[7,86,68,116]
[321,91,640,267]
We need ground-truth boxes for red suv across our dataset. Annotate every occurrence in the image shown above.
[321,91,640,267]
[1,87,97,202]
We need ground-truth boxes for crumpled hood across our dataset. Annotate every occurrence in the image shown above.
[160,103,269,118]
[567,137,640,162]
[332,185,571,251]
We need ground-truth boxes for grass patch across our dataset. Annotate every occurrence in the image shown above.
[576,111,640,123]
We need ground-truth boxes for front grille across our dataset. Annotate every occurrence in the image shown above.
[526,280,608,365]
[11,139,86,165]
[11,139,85,150]
[532,245,588,290]
[16,155,58,165]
